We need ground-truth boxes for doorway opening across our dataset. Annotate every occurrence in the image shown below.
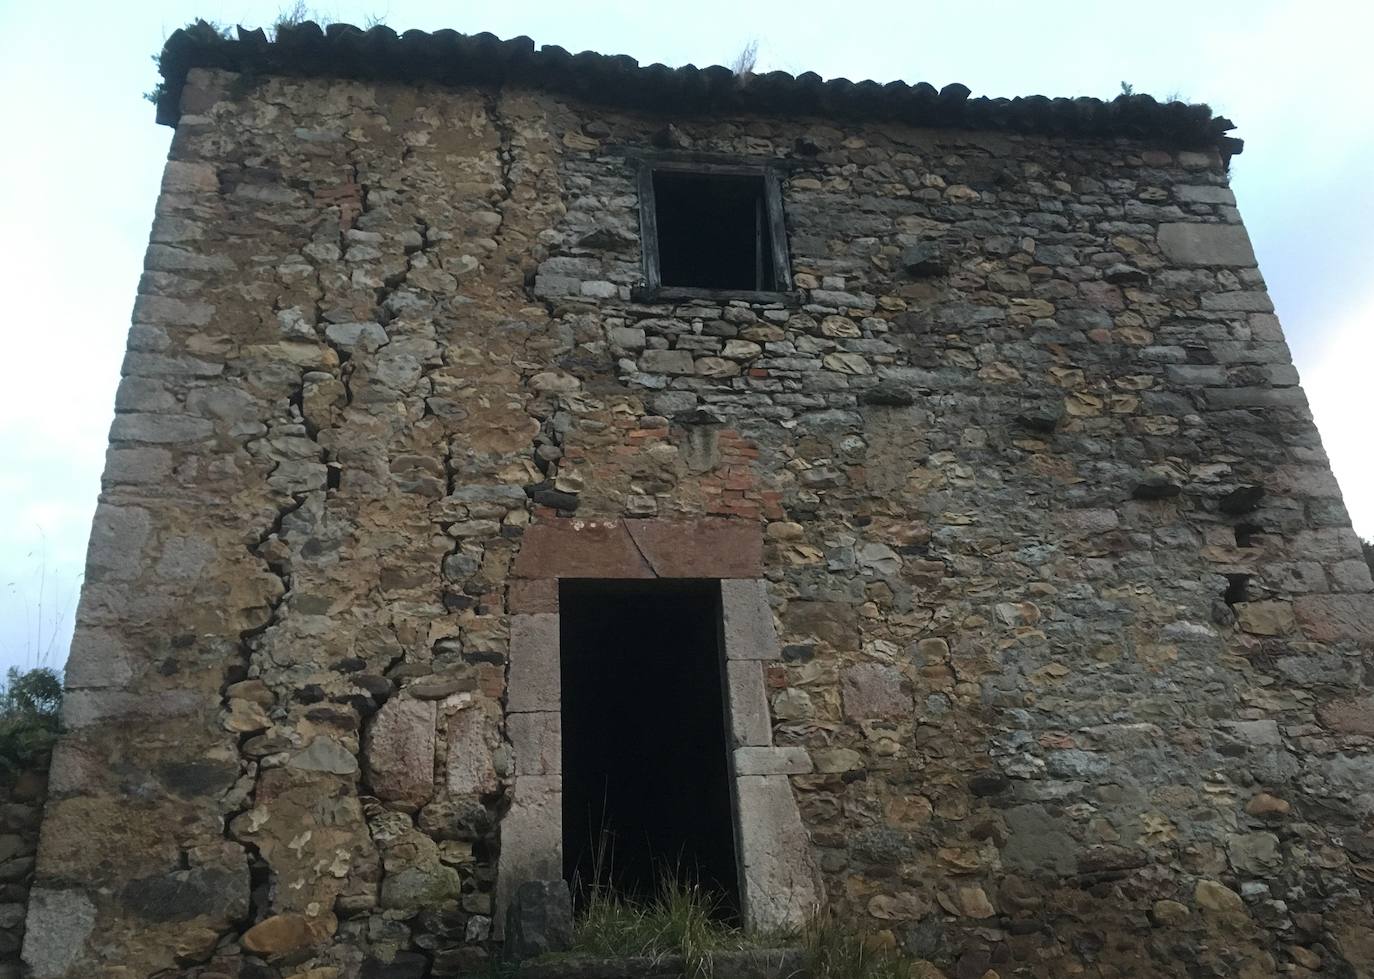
[559,578,740,920]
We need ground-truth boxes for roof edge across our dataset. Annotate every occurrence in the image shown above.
[154,21,1243,157]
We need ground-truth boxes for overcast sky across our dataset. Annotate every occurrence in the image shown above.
[2,1,1371,676]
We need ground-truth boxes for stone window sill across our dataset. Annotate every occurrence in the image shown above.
[630,285,802,306]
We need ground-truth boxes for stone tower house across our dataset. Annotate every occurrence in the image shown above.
[22,21,1374,979]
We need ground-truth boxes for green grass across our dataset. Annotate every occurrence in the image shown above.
[803,917,942,979]
[571,878,778,978]
[545,876,937,979]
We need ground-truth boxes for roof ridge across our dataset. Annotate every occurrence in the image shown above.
[153,21,1241,156]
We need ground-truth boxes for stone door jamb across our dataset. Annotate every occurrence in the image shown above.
[496,518,822,934]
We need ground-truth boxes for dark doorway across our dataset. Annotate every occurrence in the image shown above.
[652,171,777,291]
[559,579,739,918]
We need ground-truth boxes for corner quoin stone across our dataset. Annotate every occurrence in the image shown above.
[1157,222,1257,267]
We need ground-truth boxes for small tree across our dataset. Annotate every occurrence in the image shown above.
[1363,538,1374,578]
[0,667,62,776]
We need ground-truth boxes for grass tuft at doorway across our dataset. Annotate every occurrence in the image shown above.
[573,878,769,977]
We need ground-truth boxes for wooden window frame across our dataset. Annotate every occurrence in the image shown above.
[634,158,797,304]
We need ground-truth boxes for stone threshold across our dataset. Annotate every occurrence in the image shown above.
[516,947,809,978]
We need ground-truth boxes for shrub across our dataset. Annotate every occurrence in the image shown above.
[0,667,62,776]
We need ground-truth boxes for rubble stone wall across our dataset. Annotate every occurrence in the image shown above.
[24,66,1374,978]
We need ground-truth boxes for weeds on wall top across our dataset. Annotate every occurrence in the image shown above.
[143,5,389,105]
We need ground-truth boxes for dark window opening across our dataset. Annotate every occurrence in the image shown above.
[1234,523,1263,548]
[1224,573,1251,605]
[560,579,739,920]
[652,171,776,291]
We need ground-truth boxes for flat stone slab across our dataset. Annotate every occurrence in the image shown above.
[1157,222,1256,267]
[512,519,762,579]
[517,948,809,978]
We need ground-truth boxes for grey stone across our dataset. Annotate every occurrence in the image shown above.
[109,412,215,444]
[1174,184,1237,205]
[734,746,813,776]
[1157,222,1256,266]
[61,689,200,728]
[725,661,773,747]
[85,504,151,580]
[63,629,134,690]
[131,294,215,326]
[810,289,876,309]
[22,888,96,979]
[1202,291,1274,313]
[508,711,561,777]
[505,879,574,960]
[508,614,560,712]
[105,447,174,484]
[1002,805,1078,875]
[495,775,563,938]
[734,775,821,931]
[446,706,499,794]
[1227,832,1281,875]
[722,579,780,661]
[288,737,359,775]
[855,541,901,576]
[639,349,696,375]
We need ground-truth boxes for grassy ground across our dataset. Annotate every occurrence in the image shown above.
[545,878,938,979]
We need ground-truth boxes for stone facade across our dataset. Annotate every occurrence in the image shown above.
[25,27,1374,979]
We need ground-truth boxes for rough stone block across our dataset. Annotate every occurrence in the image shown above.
[364,697,436,809]
[446,706,499,794]
[639,349,696,375]
[725,661,772,747]
[22,888,96,979]
[161,160,218,194]
[61,689,200,728]
[1295,595,1374,642]
[131,294,216,326]
[1174,184,1237,205]
[722,579,781,661]
[734,775,821,931]
[1204,386,1308,409]
[781,600,860,652]
[504,879,574,960]
[63,628,133,692]
[1318,695,1374,735]
[105,446,174,484]
[841,663,911,720]
[508,711,561,776]
[1201,290,1274,312]
[1157,222,1256,267]
[733,746,813,776]
[508,614,560,712]
[109,412,215,445]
